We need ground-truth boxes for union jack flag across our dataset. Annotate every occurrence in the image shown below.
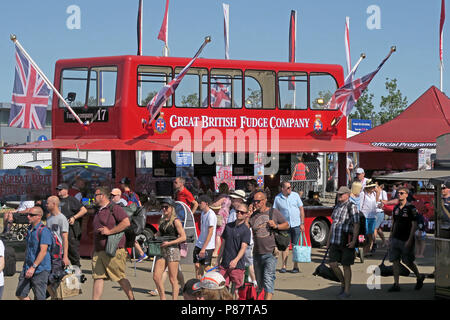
[147,38,209,123]
[202,80,232,108]
[9,45,50,130]
[327,48,395,117]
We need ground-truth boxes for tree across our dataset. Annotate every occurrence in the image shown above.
[348,89,378,125]
[377,78,408,125]
[181,93,199,107]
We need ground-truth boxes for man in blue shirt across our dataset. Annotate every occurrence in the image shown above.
[273,181,305,273]
[15,206,52,300]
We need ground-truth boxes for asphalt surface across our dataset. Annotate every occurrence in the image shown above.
[1,233,436,300]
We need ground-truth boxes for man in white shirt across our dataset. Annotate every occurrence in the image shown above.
[194,195,216,279]
[355,168,369,189]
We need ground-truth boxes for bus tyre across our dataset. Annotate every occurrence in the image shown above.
[310,219,329,248]
[135,228,154,256]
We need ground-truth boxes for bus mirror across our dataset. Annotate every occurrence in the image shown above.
[66,92,76,103]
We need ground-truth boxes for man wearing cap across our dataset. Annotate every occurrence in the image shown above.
[182,278,202,300]
[326,186,360,299]
[57,183,87,267]
[227,190,247,223]
[354,168,369,189]
[192,271,233,300]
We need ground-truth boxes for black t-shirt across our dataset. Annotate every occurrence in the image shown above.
[392,202,418,241]
[59,196,83,220]
[220,221,251,270]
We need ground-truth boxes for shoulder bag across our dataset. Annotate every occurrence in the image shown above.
[293,231,311,263]
[105,204,125,257]
[268,208,290,251]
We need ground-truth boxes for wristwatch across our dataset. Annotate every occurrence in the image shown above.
[32,263,38,268]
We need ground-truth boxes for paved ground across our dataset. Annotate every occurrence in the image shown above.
[1,234,436,300]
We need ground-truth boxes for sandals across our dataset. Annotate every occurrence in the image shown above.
[148,289,158,296]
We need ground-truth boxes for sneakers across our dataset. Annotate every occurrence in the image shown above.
[388,284,401,292]
[137,253,148,263]
[415,275,425,290]
[291,268,300,274]
[279,268,287,273]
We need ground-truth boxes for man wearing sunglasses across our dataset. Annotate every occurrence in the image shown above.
[216,203,251,297]
[273,181,305,274]
[248,191,289,300]
[388,187,425,292]
[91,187,134,300]
[15,207,52,300]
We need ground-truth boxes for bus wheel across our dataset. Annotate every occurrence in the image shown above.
[136,228,154,256]
[310,219,329,248]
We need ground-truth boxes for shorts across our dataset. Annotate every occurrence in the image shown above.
[92,248,127,282]
[388,238,415,265]
[329,244,355,266]
[374,212,385,229]
[157,246,181,262]
[415,230,427,241]
[366,218,376,234]
[193,246,214,266]
[15,270,49,300]
[289,226,301,246]
[218,265,245,289]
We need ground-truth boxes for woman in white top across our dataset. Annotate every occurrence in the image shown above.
[360,180,380,256]
[374,184,388,248]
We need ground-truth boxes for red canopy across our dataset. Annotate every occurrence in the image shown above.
[350,86,450,147]
[4,137,389,153]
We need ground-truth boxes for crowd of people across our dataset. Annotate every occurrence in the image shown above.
[0,168,446,300]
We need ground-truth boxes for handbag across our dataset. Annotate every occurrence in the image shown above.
[179,242,188,258]
[378,251,411,277]
[312,247,341,282]
[148,241,162,257]
[106,231,125,257]
[268,208,290,251]
[293,231,311,263]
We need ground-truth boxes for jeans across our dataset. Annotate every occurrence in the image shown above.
[254,253,277,294]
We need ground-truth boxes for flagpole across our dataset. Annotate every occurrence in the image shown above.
[10,34,84,126]
[344,53,366,84]
[441,61,444,92]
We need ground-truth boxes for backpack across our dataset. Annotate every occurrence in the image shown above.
[36,224,66,285]
[3,245,16,277]
[268,208,290,251]
[109,203,146,248]
[348,201,366,236]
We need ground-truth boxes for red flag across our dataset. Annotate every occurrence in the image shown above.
[440,0,446,62]
[158,0,169,44]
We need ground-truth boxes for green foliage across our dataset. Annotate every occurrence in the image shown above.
[378,78,408,125]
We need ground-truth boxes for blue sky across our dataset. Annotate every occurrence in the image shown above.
[0,0,447,111]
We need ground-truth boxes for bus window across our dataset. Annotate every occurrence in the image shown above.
[87,66,117,107]
[138,66,173,107]
[277,71,307,110]
[310,72,338,109]
[59,68,88,108]
[174,67,208,108]
[209,69,242,108]
[245,70,275,109]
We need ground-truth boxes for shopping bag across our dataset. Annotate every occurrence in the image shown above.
[179,242,188,258]
[293,231,311,263]
[237,283,265,300]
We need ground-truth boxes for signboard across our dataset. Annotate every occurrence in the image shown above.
[176,152,193,167]
[64,108,109,123]
[351,119,372,132]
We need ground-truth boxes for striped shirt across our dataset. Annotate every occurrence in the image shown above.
[330,200,359,245]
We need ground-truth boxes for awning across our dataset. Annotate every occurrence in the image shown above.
[374,169,450,181]
[3,137,390,153]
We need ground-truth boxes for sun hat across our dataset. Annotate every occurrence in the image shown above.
[364,179,377,188]
[229,189,246,200]
[192,271,226,290]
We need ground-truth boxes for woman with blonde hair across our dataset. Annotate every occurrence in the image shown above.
[152,198,186,300]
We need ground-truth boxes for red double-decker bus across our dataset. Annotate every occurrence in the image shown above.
[7,55,387,254]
